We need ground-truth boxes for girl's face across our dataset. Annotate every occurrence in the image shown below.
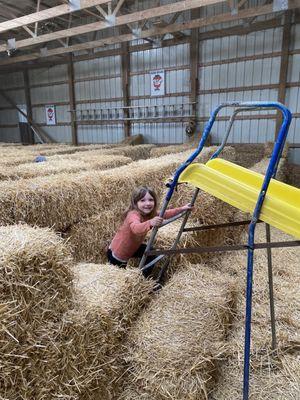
[137,192,155,215]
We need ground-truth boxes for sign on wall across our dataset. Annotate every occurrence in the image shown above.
[150,70,165,96]
[45,105,56,125]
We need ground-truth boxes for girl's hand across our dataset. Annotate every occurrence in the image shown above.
[182,203,194,211]
[150,216,163,227]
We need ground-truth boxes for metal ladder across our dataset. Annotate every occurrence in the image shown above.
[139,101,297,400]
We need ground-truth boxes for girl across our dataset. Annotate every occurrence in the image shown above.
[107,186,193,278]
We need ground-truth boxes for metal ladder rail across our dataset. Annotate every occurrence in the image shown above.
[139,102,292,400]
[140,102,287,275]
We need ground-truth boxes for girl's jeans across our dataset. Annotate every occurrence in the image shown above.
[107,244,156,278]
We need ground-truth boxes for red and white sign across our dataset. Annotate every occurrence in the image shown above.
[150,70,165,96]
[45,105,56,125]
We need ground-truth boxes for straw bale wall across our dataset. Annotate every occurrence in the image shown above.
[250,157,287,182]
[121,133,144,145]
[231,144,265,168]
[0,224,74,399]
[0,155,131,181]
[66,146,235,263]
[204,223,299,399]
[263,141,289,159]
[32,264,155,400]
[120,265,236,400]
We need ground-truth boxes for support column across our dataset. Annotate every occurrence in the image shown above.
[121,41,131,138]
[275,11,292,138]
[23,69,34,144]
[189,8,200,138]
[68,54,78,145]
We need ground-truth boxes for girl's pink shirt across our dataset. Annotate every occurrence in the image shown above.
[110,207,184,261]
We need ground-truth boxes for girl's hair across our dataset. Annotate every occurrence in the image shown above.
[124,186,158,219]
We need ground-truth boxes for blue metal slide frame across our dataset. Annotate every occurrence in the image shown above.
[138,101,292,400]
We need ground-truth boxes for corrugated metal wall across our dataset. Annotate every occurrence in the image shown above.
[199,27,282,144]
[0,2,299,163]
[29,64,71,142]
[74,54,124,143]
[130,43,190,143]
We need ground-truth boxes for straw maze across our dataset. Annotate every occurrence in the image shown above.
[0,142,299,399]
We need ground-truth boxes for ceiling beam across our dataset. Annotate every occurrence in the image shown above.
[0,0,226,53]
[0,0,110,34]
[0,1,299,67]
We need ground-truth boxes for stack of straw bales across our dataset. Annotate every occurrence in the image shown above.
[120,264,236,400]
[121,133,144,145]
[263,141,289,159]
[0,224,74,399]
[150,142,194,158]
[34,263,155,399]
[250,157,287,182]
[66,146,235,263]
[1,155,131,180]
[207,223,300,399]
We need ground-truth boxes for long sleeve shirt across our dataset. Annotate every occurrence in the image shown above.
[109,207,185,262]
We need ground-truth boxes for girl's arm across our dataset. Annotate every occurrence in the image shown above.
[128,212,152,235]
[163,204,193,219]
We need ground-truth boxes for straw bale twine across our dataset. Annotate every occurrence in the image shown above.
[0,224,74,399]
[120,265,236,400]
[34,263,155,400]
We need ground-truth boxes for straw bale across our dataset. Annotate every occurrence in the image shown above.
[103,144,155,160]
[210,353,300,400]
[150,143,193,158]
[264,141,289,159]
[0,224,74,332]
[65,147,232,261]
[67,205,123,263]
[0,153,40,167]
[250,157,287,182]
[205,223,299,399]
[7,155,131,180]
[72,263,155,332]
[0,146,233,231]
[33,264,155,400]
[230,144,265,168]
[121,134,144,145]
[0,224,74,399]
[120,265,236,400]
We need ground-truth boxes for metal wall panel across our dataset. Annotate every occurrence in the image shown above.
[31,84,69,105]
[198,25,284,144]
[131,122,185,144]
[0,127,20,142]
[41,125,71,143]
[0,109,18,125]
[74,56,121,79]
[0,71,23,89]
[130,43,190,143]
[29,64,68,85]
[77,124,124,144]
[32,105,71,124]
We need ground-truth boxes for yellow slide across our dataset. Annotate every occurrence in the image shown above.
[178,158,300,239]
